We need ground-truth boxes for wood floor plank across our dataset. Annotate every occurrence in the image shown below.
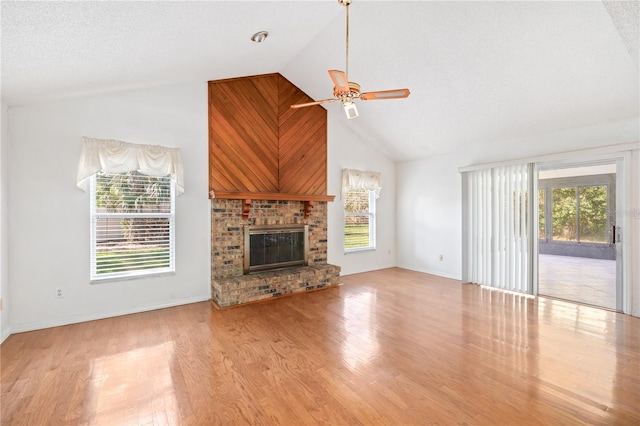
[1,267,639,425]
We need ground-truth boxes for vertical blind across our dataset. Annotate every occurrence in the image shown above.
[464,163,532,293]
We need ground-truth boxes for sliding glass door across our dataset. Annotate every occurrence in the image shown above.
[537,162,619,310]
[463,153,629,314]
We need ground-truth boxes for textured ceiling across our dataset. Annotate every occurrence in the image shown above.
[0,1,342,102]
[2,0,638,161]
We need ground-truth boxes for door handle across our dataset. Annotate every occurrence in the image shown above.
[612,225,616,244]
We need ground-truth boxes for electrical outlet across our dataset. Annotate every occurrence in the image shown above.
[439,254,444,261]
[55,288,63,298]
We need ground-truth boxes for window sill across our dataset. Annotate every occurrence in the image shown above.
[90,269,175,284]
[344,247,376,255]
[539,240,610,247]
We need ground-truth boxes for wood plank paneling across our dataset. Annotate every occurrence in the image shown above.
[209,73,328,197]
[278,75,327,195]
[209,74,279,193]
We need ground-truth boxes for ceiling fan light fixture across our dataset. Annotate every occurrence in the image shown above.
[250,31,269,43]
[343,101,358,119]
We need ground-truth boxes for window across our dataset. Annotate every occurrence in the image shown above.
[344,187,376,251]
[547,185,609,243]
[538,179,611,245]
[90,171,175,281]
[578,185,608,243]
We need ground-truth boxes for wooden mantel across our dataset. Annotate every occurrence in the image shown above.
[210,191,335,220]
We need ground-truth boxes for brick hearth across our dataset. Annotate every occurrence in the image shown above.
[211,199,341,306]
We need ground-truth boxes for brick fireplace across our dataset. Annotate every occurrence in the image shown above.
[208,73,340,307]
[211,199,340,307]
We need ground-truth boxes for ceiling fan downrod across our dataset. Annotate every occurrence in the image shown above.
[340,0,351,82]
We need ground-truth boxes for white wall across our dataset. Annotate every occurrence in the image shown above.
[396,152,462,279]
[7,83,211,333]
[1,103,9,342]
[396,118,640,316]
[327,117,396,275]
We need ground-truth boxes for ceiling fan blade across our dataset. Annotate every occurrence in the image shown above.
[328,70,349,92]
[290,98,337,109]
[360,88,411,101]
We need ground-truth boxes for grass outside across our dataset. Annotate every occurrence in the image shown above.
[345,224,370,249]
[96,248,170,274]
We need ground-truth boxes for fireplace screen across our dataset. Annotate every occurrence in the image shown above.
[244,225,309,274]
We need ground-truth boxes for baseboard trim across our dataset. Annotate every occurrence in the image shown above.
[9,295,211,334]
[339,263,396,276]
[396,264,462,281]
[1,326,11,344]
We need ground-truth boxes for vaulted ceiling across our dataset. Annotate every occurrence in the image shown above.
[2,1,638,161]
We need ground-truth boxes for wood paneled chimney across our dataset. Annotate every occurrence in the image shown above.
[208,73,335,219]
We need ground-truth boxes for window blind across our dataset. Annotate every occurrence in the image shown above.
[90,171,175,280]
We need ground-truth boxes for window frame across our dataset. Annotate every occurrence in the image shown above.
[344,188,377,253]
[89,172,176,283]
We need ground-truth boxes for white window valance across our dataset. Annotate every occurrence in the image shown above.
[76,137,185,195]
[342,168,382,199]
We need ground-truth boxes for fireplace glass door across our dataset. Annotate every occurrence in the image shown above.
[244,225,308,273]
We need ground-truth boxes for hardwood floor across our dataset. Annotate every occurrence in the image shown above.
[2,268,639,425]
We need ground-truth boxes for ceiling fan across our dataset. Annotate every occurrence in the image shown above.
[290,0,410,119]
